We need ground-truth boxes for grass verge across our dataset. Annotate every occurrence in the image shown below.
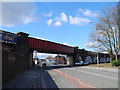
[88,63,120,68]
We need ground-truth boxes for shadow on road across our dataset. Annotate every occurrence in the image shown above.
[42,68,59,89]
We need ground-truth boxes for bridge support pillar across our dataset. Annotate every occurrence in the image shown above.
[73,47,79,64]
[29,50,33,68]
[66,55,74,66]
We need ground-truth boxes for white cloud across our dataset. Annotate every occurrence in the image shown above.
[46,11,96,26]
[78,8,83,12]
[83,9,98,17]
[1,2,38,27]
[55,12,68,23]
[47,12,68,27]
[47,19,53,26]
[60,13,68,22]
[77,8,98,17]
[53,21,62,26]
[69,16,91,25]
[85,42,97,47]
[43,12,52,17]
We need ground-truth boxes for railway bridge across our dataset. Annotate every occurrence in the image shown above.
[1,30,119,83]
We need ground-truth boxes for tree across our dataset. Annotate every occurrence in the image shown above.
[117,1,120,50]
[87,2,120,62]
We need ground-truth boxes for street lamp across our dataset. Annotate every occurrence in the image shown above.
[96,53,99,67]
[89,21,99,67]
[95,24,99,67]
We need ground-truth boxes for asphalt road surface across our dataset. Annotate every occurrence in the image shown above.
[42,65,119,89]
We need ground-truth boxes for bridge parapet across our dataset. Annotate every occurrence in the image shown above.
[28,37,74,55]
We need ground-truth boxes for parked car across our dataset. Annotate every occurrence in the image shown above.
[75,60,83,65]
[83,62,89,65]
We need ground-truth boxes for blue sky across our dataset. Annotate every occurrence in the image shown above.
[1,2,117,58]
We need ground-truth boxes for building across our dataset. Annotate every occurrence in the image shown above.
[54,55,67,64]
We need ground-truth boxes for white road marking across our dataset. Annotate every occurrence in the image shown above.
[76,78,96,88]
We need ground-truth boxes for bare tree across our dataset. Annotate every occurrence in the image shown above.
[88,2,120,61]
[117,1,120,51]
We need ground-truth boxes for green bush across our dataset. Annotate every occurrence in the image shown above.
[111,60,120,67]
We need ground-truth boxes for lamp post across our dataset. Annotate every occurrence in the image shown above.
[89,22,99,67]
[96,53,99,67]
[95,23,99,67]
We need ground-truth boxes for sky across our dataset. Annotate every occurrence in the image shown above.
[0,1,117,58]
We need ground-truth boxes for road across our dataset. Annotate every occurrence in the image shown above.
[42,65,119,89]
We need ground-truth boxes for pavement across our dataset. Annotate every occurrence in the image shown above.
[2,66,46,89]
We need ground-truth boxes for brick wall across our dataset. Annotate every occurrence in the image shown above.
[2,32,32,84]
[2,49,31,83]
